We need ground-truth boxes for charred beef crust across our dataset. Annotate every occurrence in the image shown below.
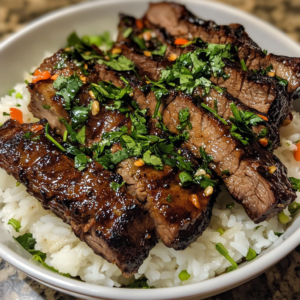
[122,13,292,131]
[144,2,300,94]
[0,119,156,276]
[94,63,296,222]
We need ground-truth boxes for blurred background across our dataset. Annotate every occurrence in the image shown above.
[0,0,300,299]
[1,0,300,42]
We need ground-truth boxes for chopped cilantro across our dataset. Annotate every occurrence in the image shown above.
[3,112,10,116]
[226,202,234,209]
[76,126,86,144]
[131,35,146,50]
[275,75,288,86]
[229,103,264,145]
[274,232,283,237]
[42,105,51,109]
[71,106,90,130]
[98,55,135,72]
[177,108,192,131]
[23,132,33,139]
[166,194,172,203]
[110,181,126,191]
[217,228,224,235]
[7,218,21,232]
[53,74,84,110]
[127,277,151,289]
[288,202,300,215]
[151,45,167,56]
[289,177,300,191]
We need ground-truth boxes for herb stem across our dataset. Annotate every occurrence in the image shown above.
[45,134,66,152]
[63,130,68,142]
[240,59,247,71]
[201,103,228,125]
[229,103,242,122]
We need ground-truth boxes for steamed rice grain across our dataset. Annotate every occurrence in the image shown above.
[0,80,299,288]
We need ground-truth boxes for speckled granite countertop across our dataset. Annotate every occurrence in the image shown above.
[1,0,300,299]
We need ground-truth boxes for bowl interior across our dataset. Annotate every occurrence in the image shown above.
[0,0,300,299]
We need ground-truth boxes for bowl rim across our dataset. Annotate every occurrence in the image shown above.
[1,0,300,299]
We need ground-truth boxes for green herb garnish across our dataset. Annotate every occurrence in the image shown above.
[226,202,234,209]
[289,177,300,191]
[110,181,126,191]
[8,218,21,232]
[245,248,257,261]
[215,243,238,272]
[178,270,190,281]
[201,103,228,125]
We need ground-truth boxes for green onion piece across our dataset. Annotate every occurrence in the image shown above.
[15,93,23,99]
[42,105,51,109]
[178,270,190,281]
[16,104,21,107]
[63,130,68,142]
[45,134,66,152]
[217,228,224,235]
[7,218,21,232]
[24,80,29,85]
[16,181,21,187]
[201,103,228,125]
[3,112,10,116]
[229,103,242,122]
[278,211,291,224]
[8,89,16,96]
[215,243,238,271]
[226,202,234,209]
[45,123,50,134]
[240,59,247,71]
[123,28,133,38]
[245,248,257,261]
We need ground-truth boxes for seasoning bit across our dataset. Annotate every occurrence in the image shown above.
[282,118,292,127]
[195,168,206,176]
[91,101,100,116]
[112,48,122,55]
[64,47,70,51]
[104,55,110,61]
[267,72,275,77]
[134,159,145,167]
[80,76,87,84]
[168,53,178,61]
[259,138,268,147]
[143,31,152,41]
[204,174,211,179]
[129,92,134,97]
[144,51,152,57]
[268,165,277,174]
[50,74,59,81]
[84,51,91,55]
[145,233,151,239]
[89,90,96,99]
[189,194,200,209]
[84,63,88,70]
[204,186,213,196]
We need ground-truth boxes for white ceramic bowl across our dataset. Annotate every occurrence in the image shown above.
[0,0,300,299]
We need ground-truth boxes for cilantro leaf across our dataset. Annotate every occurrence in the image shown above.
[53,74,84,110]
[98,55,135,72]
[143,150,163,169]
[289,177,300,191]
[151,45,167,56]
[76,126,86,144]
[110,181,126,191]
[71,106,89,130]
[177,108,192,131]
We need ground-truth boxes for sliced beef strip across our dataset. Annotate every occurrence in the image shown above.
[27,51,216,250]
[0,119,156,277]
[94,64,296,223]
[143,2,300,95]
[117,14,292,130]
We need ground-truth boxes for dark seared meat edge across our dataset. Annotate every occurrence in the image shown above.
[0,119,157,277]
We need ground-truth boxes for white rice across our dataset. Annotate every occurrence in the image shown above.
[0,79,299,288]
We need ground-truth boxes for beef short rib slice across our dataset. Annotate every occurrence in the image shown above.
[117,14,293,131]
[0,119,156,276]
[143,2,300,95]
[93,64,296,223]
[28,50,217,250]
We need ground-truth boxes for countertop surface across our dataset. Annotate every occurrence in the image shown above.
[1,0,300,299]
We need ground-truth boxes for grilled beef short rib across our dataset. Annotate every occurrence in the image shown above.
[144,2,300,96]
[0,119,156,276]
[27,50,216,250]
